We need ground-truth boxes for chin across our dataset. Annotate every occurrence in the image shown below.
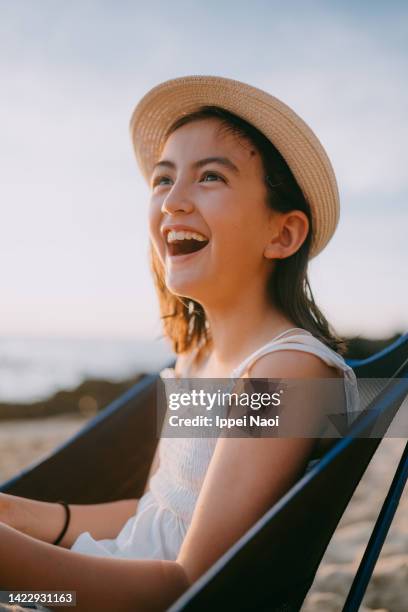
[165,271,208,303]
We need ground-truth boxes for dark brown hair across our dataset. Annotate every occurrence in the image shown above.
[150,106,346,355]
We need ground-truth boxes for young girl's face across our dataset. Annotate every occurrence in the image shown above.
[148,118,278,307]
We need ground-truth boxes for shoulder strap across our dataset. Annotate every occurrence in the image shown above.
[231,334,361,425]
[231,333,346,379]
[230,329,312,378]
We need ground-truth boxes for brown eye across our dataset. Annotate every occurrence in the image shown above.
[201,171,225,183]
[152,175,172,188]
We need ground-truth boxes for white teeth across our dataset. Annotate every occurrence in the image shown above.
[166,230,208,243]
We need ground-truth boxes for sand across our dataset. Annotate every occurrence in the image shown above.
[0,416,89,483]
[302,438,407,612]
[0,419,406,611]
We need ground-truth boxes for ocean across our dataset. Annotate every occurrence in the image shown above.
[0,336,174,404]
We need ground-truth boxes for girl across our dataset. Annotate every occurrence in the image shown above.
[0,75,359,611]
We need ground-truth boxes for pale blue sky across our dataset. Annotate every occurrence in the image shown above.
[1,0,407,341]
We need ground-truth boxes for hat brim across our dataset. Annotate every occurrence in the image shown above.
[129,75,339,258]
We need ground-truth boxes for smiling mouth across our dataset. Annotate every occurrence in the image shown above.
[167,238,210,257]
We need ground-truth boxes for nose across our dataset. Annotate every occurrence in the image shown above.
[161,179,195,216]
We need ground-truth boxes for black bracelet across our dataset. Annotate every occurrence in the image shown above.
[53,501,71,546]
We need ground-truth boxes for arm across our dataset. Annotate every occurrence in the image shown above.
[0,493,138,548]
[177,350,338,582]
[0,522,189,611]
[1,414,166,546]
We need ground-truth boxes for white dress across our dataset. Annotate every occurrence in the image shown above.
[70,327,360,560]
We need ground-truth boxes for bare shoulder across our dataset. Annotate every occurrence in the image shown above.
[248,348,342,380]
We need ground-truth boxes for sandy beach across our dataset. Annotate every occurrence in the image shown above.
[0,418,406,611]
[0,415,89,483]
[302,437,407,612]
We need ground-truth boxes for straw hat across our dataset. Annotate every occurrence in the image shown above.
[129,75,339,258]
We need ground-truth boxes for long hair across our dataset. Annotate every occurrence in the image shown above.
[149,106,347,355]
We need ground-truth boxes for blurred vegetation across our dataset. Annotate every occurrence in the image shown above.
[0,375,144,421]
[343,332,404,361]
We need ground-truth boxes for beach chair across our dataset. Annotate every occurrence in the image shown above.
[168,337,408,612]
[1,334,407,611]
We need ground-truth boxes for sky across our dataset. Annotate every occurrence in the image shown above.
[1,0,407,341]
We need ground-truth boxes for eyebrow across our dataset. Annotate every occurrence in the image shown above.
[152,156,240,175]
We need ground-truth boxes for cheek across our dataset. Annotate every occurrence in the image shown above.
[148,204,164,261]
[215,209,267,264]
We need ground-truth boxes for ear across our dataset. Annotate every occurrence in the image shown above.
[264,211,309,260]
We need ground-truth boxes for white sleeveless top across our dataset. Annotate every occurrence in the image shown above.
[71,328,360,561]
